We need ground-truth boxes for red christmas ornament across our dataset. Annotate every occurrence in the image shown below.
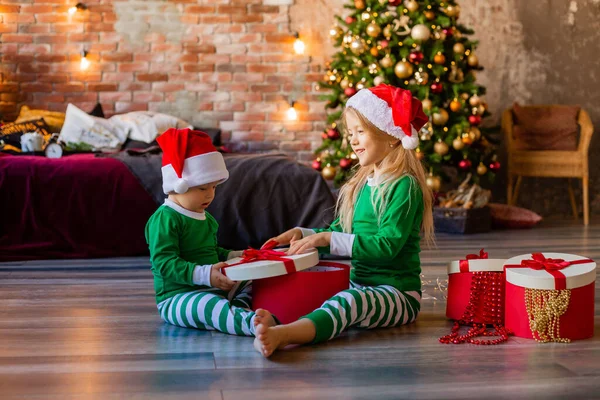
[339,158,352,170]
[388,0,402,5]
[345,16,356,24]
[489,161,501,171]
[469,115,482,126]
[459,159,472,170]
[443,27,453,37]
[380,40,389,49]
[344,87,357,97]
[312,160,322,171]
[430,81,443,94]
[408,51,424,64]
[327,128,340,140]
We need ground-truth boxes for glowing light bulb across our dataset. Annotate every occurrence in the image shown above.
[287,102,298,120]
[80,50,90,70]
[293,37,305,55]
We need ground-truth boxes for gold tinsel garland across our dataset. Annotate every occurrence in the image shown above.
[525,288,571,343]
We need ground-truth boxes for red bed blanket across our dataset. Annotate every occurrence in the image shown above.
[0,153,157,261]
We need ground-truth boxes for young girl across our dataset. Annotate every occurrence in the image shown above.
[253,84,434,357]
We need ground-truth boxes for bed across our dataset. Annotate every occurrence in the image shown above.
[0,152,335,261]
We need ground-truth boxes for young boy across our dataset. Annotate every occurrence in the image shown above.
[145,128,276,335]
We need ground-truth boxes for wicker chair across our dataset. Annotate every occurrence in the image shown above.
[502,106,594,225]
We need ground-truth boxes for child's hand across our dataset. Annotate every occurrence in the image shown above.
[210,262,235,291]
[262,228,303,249]
[287,232,331,255]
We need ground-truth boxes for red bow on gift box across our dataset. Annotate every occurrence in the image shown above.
[504,253,593,290]
[459,249,488,273]
[223,242,296,276]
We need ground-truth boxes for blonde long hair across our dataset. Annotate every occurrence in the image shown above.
[336,107,435,247]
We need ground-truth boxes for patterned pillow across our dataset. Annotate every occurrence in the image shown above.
[59,104,127,151]
[14,106,66,133]
[109,111,192,143]
[0,119,51,152]
[512,103,580,151]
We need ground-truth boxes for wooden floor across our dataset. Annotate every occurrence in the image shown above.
[1,219,600,399]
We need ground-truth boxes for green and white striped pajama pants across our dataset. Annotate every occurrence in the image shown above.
[157,280,421,343]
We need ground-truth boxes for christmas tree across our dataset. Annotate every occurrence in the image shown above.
[314,0,500,190]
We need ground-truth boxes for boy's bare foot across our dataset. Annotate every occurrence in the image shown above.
[253,308,277,329]
[253,322,288,358]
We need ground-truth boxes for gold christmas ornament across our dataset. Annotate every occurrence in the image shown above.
[394,60,413,78]
[452,137,465,150]
[468,53,479,67]
[449,98,462,112]
[434,140,449,156]
[448,65,465,83]
[453,42,465,55]
[421,98,433,111]
[340,78,350,89]
[469,95,481,106]
[416,148,425,161]
[370,47,379,56]
[405,0,419,12]
[444,4,461,18]
[380,54,394,69]
[329,25,344,41]
[461,92,470,100]
[383,24,393,38]
[426,173,442,192]
[470,127,481,141]
[432,108,449,125]
[461,132,473,145]
[478,104,486,115]
[477,162,487,175]
[434,52,446,64]
[424,10,435,20]
[321,165,336,180]
[411,24,431,42]
[415,69,429,85]
[373,75,385,85]
[354,0,366,10]
[350,37,366,55]
[366,21,382,38]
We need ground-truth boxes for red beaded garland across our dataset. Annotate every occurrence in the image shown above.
[439,271,513,345]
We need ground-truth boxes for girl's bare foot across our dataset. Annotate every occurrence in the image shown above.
[253,308,277,329]
[253,322,288,358]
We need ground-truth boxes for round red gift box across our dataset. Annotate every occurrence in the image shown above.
[504,253,596,341]
[446,258,506,322]
[252,261,350,324]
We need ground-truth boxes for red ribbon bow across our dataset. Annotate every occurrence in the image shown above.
[459,249,489,273]
[504,253,593,290]
[223,244,296,276]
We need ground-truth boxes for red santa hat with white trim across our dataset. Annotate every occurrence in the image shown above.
[346,83,428,150]
[157,128,229,194]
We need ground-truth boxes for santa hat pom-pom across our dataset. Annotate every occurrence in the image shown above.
[401,135,419,150]
[174,178,189,194]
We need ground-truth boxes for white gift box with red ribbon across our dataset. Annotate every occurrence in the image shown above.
[504,252,596,341]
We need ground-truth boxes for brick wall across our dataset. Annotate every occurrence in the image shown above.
[0,0,328,160]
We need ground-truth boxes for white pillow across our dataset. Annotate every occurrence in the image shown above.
[59,104,126,151]
[109,111,192,143]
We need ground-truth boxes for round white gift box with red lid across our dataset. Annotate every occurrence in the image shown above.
[446,255,506,323]
[504,252,596,341]
[224,248,350,324]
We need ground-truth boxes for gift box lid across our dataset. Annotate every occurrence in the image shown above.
[223,249,319,281]
[447,259,506,274]
[504,252,596,290]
